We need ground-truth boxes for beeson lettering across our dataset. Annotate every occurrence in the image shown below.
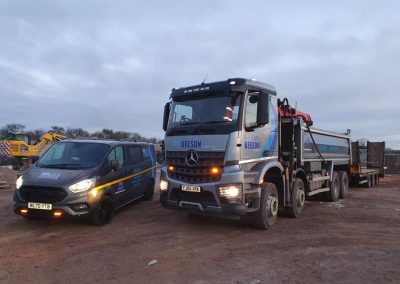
[181,140,202,148]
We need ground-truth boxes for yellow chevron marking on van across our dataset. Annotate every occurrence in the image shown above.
[94,165,157,191]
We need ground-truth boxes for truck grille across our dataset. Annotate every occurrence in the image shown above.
[170,188,218,207]
[166,151,225,183]
[19,186,67,203]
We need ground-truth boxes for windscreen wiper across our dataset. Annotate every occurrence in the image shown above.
[39,163,81,169]
[202,120,231,124]
[168,122,199,135]
[192,121,230,134]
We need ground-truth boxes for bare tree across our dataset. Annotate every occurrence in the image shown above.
[50,126,66,135]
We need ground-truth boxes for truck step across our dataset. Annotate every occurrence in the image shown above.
[310,176,331,182]
[307,187,330,196]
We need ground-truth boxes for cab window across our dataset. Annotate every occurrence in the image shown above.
[127,146,143,165]
[107,146,124,169]
[245,94,258,129]
[141,146,150,159]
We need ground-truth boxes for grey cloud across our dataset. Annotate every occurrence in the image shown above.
[0,0,399,147]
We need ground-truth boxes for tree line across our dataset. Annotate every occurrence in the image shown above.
[0,123,161,144]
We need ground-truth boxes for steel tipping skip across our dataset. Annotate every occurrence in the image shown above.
[159,78,351,229]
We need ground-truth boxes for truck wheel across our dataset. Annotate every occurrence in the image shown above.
[89,196,114,226]
[248,182,278,229]
[338,171,349,199]
[286,178,305,218]
[325,171,340,202]
[142,180,155,201]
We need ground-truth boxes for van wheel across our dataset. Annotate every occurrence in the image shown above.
[248,182,278,229]
[338,171,349,199]
[286,178,305,218]
[143,180,155,201]
[325,171,340,202]
[89,196,114,226]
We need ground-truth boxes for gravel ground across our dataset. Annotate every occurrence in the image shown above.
[0,168,399,284]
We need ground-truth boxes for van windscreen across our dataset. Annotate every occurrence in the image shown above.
[38,142,109,169]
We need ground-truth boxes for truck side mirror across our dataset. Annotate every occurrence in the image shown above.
[163,103,171,131]
[257,93,269,126]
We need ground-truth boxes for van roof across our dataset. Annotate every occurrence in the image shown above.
[60,139,152,146]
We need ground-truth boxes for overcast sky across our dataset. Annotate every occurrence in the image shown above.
[0,0,399,148]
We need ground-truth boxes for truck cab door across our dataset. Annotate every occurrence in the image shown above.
[241,92,278,161]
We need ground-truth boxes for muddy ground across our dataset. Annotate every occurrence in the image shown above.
[0,167,399,284]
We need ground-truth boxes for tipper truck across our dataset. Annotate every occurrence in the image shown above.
[159,78,352,229]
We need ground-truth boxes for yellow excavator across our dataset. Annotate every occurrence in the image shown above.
[0,131,67,169]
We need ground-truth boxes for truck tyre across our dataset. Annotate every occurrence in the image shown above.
[338,171,349,199]
[286,178,305,218]
[248,182,278,229]
[142,180,155,201]
[325,171,340,202]
[89,196,114,226]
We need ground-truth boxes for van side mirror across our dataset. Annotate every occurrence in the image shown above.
[162,103,171,131]
[257,93,269,127]
[110,160,119,171]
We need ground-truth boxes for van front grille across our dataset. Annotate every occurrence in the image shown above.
[19,186,67,203]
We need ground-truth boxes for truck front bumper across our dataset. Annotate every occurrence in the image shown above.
[159,166,258,219]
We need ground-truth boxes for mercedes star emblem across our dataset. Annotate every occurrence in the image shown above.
[185,150,199,166]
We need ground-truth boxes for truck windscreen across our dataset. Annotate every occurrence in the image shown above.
[37,142,109,169]
[167,95,241,136]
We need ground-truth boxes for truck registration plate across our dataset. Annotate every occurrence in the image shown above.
[181,185,201,192]
[28,202,52,210]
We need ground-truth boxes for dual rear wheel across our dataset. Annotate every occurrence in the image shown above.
[325,171,349,202]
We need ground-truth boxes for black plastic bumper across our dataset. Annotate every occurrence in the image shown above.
[160,192,247,220]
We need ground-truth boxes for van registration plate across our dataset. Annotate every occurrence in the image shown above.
[28,202,52,210]
[181,185,201,192]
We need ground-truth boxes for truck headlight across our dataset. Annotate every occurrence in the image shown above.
[219,184,243,203]
[69,178,96,193]
[160,179,169,192]
[16,176,23,189]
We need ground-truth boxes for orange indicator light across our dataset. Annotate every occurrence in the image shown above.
[53,211,63,218]
[168,165,175,171]
[20,209,28,214]
[210,167,220,175]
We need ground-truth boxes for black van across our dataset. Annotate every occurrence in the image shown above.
[13,140,157,225]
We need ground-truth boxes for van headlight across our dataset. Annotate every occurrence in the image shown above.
[16,176,23,189]
[219,184,243,203]
[69,178,96,193]
[160,179,169,192]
